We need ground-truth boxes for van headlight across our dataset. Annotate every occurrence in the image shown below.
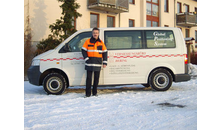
[31,59,41,66]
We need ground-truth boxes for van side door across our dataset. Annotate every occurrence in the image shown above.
[103,30,146,85]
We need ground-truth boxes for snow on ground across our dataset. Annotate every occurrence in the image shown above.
[24,66,197,130]
[188,63,197,78]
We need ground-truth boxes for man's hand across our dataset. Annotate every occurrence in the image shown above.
[103,65,106,68]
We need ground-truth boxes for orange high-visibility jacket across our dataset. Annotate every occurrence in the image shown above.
[81,36,108,71]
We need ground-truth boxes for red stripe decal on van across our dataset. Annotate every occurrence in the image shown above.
[40,57,84,61]
[111,54,184,59]
[40,54,184,61]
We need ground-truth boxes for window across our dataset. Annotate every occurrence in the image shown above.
[129,0,135,4]
[146,3,152,15]
[104,31,142,50]
[152,4,159,16]
[146,30,175,48]
[107,16,115,27]
[90,13,99,28]
[129,19,135,27]
[177,2,182,13]
[152,21,158,27]
[146,0,159,27]
[164,25,169,27]
[147,20,151,27]
[185,29,189,38]
[147,1,158,16]
[185,4,189,12]
[195,7,197,14]
[195,30,197,43]
[147,20,159,27]
[164,0,169,12]
[195,30,197,47]
[67,32,91,52]
[152,0,158,3]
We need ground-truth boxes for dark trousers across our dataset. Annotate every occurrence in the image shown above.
[86,70,100,96]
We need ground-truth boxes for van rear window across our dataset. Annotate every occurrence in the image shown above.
[146,30,176,48]
[104,31,143,50]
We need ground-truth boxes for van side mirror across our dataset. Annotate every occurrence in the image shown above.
[63,43,71,52]
[58,43,71,53]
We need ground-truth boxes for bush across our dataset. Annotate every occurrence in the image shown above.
[24,34,34,79]
[35,35,61,55]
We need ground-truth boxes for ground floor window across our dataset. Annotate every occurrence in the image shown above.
[129,19,135,27]
[146,20,159,27]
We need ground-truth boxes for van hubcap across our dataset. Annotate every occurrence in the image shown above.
[158,77,165,84]
[49,78,61,91]
[154,73,169,88]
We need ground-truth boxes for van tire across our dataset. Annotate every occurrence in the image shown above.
[43,73,67,95]
[142,83,150,88]
[149,68,173,91]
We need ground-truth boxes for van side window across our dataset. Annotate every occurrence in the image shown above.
[104,31,142,50]
[67,32,91,52]
[146,30,176,48]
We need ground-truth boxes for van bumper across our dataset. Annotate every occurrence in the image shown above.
[174,74,191,82]
[27,66,41,86]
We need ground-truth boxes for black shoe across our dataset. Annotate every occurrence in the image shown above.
[92,94,98,97]
[84,95,91,98]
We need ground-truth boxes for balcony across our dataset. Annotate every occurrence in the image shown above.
[88,0,129,13]
[176,12,197,28]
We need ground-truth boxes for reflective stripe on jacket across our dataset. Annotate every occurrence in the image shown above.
[81,36,108,71]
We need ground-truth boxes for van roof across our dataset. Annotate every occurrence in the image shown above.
[77,27,179,32]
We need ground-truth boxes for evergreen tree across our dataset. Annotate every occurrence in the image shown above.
[36,0,81,55]
[49,0,82,41]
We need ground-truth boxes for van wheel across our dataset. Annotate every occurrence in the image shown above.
[43,73,67,95]
[149,69,173,91]
[142,83,150,88]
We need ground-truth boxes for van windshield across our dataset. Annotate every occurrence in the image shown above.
[66,32,91,52]
[54,32,91,51]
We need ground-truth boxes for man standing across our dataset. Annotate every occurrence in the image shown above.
[81,27,108,97]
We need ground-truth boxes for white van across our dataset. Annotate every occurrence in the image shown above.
[28,27,190,95]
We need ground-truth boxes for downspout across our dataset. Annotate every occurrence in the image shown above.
[119,13,120,27]
[174,0,176,27]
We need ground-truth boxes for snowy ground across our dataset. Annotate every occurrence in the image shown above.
[24,65,197,130]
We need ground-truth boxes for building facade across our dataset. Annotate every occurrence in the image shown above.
[24,0,197,51]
